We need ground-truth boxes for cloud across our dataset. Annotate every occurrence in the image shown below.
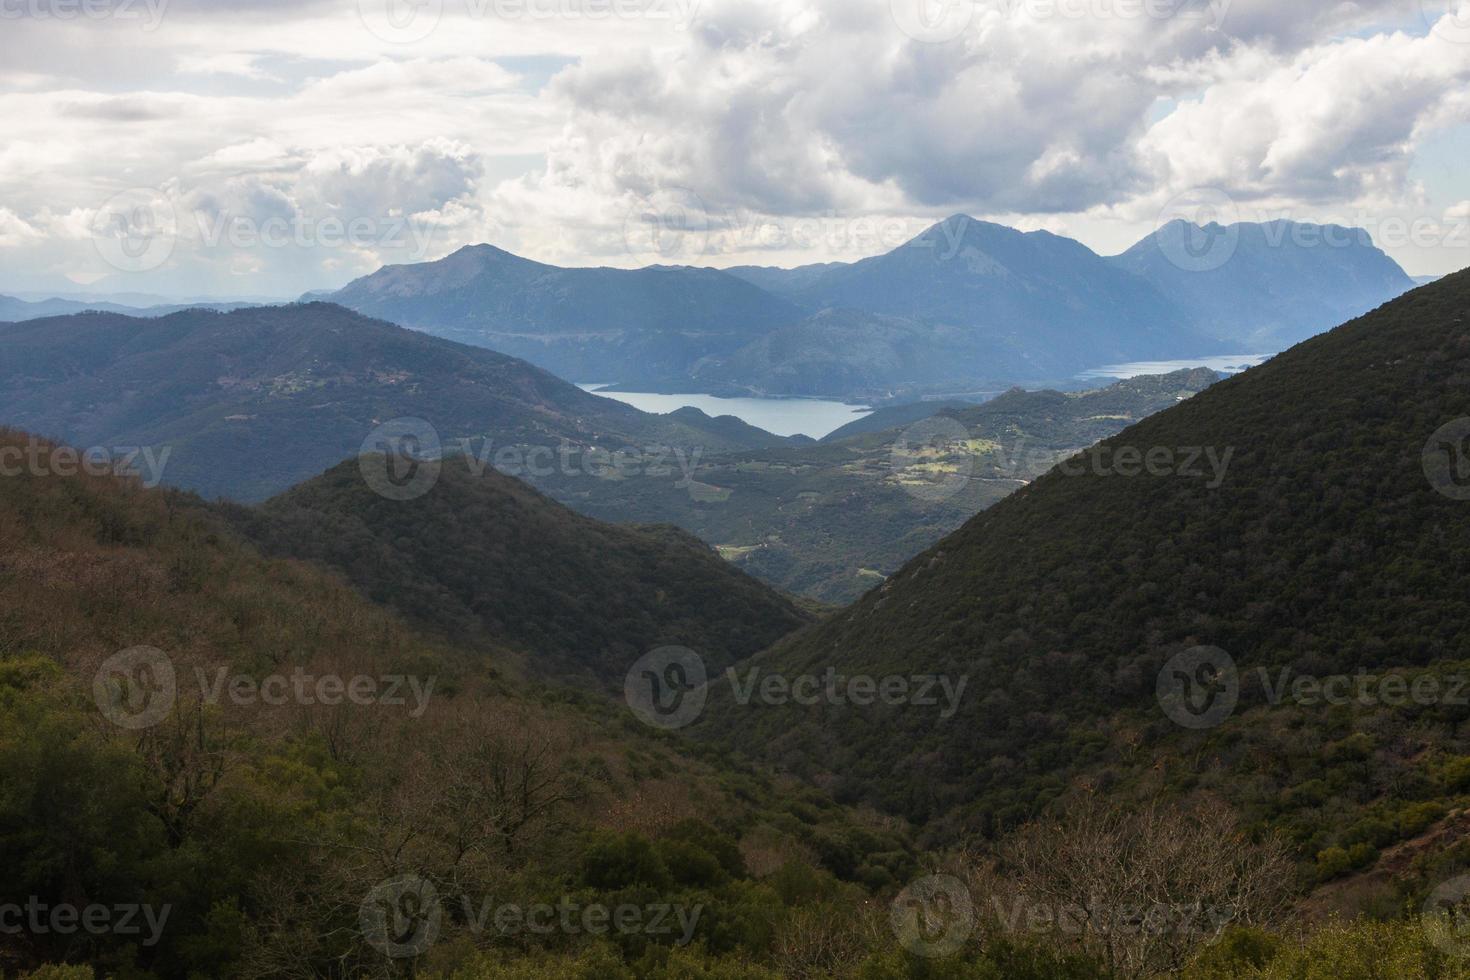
[1,0,1469,290]
[1137,28,1470,206]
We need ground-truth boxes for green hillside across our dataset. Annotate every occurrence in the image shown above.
[704,272,1470,892]
[0,304,789,502]
[222,455,813,690]
[0,430,918,979]
[536,370,1218,603]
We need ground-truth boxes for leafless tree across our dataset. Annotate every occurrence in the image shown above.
[990,793,1292,978]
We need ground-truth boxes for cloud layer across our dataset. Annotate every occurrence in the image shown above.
[1,0,1468,296]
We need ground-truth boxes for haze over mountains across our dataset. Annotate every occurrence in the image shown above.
[0,293,255,322]
[327,244,804,386]
[1111,220,1417,350]
[324,216,1417,398]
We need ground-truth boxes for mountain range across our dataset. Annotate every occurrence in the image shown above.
[1110,219,1416,350]
[0,294,253,321]
[326,244,804,385]
[0,303,789,501]
[324,216,1416,398]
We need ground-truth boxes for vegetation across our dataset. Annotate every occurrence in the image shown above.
[219,454,812,690]
[0,304,786,502]
[703,270,1470,884]
[535,370,1218,603]
[0,430,912,978]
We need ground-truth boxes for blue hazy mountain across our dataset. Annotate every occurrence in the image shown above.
[720,215,1224,381]
[1108,219,1415,350]
[326,244,804,385]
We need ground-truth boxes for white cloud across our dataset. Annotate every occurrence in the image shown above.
[1,0,1468,291]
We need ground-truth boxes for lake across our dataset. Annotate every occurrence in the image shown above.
[1075,353,1273,381]
[578,385,872,440]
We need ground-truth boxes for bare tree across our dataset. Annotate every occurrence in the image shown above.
[990,793,1292,978]
[134,696,228,848]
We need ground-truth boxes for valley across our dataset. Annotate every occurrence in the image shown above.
[1,33,1465,972]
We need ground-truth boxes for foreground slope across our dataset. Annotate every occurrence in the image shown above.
[224,457,813,688]
[0,431,915,979]
[708,273,1470,862]
[0,303,787,501]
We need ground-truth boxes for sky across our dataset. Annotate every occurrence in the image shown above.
[1,0,1469,298]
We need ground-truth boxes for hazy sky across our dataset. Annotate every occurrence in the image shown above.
[2,0,1469,297]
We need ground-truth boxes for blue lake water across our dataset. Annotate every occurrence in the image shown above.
[1075,353,1273,381]
[578,385,872,440]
